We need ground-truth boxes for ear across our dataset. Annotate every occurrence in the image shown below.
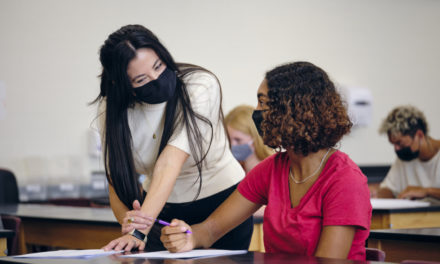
[416,129,425,138]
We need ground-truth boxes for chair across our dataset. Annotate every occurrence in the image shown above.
[0,169,19,204]
[1,215,21,255]
[0,169,21,255]
[366,247,386,261]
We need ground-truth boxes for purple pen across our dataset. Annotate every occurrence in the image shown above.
[156,219,192,234]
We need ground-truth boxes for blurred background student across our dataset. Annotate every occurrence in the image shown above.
[225,105,274,173]
[377,105,440,202]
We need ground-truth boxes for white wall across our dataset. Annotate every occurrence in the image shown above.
[1,0,439,182]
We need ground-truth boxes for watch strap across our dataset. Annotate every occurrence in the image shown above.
[129,229,148,243]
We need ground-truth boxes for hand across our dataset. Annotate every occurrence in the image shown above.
[102,233,146,252]
[122,200,154,235]
[160,219,194,253]
[398,186,429,199]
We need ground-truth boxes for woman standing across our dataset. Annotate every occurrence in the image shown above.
[96,25,252,251]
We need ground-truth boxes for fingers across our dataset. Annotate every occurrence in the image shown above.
[123,214,154,232]
[103,235,145,252]
[162,219,191,235]
[133,200,141,210]
[160,219,193,253]
[163,234,190,252]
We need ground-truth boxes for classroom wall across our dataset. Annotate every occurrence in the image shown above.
[0,0,439,183]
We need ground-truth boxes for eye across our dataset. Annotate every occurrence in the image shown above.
[154,61,163,71]
[136,78,146,84]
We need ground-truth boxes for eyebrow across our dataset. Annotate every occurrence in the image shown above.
[131,59,161,82]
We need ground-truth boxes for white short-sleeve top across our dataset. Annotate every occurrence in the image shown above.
[380,150,440,197]
[98,70,245,203]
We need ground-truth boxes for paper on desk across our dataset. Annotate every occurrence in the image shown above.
[121,249,248,259]
[14,249,123,259]
[371,198,430,209]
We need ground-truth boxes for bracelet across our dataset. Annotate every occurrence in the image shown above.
[129,229,148,243]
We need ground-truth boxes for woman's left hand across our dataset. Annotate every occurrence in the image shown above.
[102,234,146,252]
[122,200,154,235]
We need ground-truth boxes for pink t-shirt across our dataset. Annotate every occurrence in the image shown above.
[238,150,372,260]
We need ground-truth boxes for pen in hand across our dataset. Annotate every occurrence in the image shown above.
[155,218,192,234]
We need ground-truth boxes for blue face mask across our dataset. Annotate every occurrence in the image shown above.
[231,143,253,161]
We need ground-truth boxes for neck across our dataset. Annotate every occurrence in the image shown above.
[419,136,440,161]
[243,154,261,174]
[287,148,332,182]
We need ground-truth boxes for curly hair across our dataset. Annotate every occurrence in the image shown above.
[262,61,352,156]
[379,105,428,137]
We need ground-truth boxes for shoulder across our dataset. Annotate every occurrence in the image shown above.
[181,70,220,96]
[324,150,367,184]
[248,152,287,176]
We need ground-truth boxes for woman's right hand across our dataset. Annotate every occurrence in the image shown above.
[160,219,194,253]
[122,200,154,235]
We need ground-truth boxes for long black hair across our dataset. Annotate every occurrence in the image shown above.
[92,25,220,209]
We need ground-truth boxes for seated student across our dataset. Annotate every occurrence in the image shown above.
[377,105,440,201]
[160,62,372,260]
[225,105,274,173]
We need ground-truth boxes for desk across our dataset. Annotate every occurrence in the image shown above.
[371,206,440,229]
[368,228,440,262]
[0,204,120,254]
[0,251,386,264]
[0,230,15,257]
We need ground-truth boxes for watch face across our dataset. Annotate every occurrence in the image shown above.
[130,229,147,243]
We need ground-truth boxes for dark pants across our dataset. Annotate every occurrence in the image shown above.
[145,184,253,251]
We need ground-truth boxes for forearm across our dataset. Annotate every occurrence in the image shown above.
[108,184,129,224]
[193,190,260,248]
[139,145,189,230]
[140,166,179,222]
[426,187,440,199]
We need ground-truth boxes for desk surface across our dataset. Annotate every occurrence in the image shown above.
[369,227,440,242]
[0,251,387,264]
[0,204,118,224]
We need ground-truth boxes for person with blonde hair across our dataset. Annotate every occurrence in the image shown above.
[377,105,440,200]
[225,105,273,173]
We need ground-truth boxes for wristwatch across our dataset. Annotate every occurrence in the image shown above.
[129,229,148,243]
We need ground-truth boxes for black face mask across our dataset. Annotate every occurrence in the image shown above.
[252,110,265,137]
[252,110,278,149]
[395,147,419,161]
[134,68,177,104]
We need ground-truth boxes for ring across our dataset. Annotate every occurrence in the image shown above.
[128,217,134,224]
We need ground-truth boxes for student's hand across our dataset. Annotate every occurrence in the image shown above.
[160,219,194,253]
[102,234,146,251]
[398,186,428,199]
[122,200,154,235]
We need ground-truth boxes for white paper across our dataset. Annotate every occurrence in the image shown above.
[121,249,248,259]
[14,249,122,259]
[371,198,430,209]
